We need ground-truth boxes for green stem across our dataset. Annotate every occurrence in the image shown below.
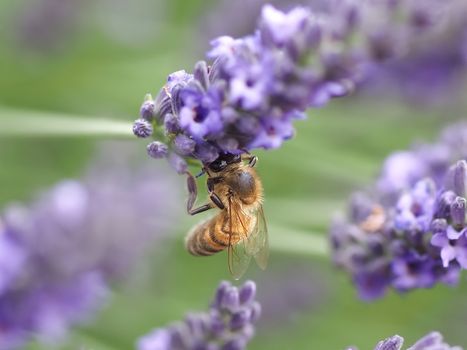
[266,198,342,228]
[0,107,133,137]
[268,224,329,258]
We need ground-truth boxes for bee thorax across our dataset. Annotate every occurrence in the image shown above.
[230,171,256,198]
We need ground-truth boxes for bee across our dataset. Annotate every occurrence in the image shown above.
[184,153,268,280]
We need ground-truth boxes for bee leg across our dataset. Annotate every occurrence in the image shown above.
[189,203,214,215]
[248,155,258,167]
[206,177,225,210]
[207,176,223,192]
[241,153,257,167]
[186,171,216,215]
[210,192,225,210]
[186,172,200,214]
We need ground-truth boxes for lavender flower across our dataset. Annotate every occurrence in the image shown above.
[147,141,169,159]
[199,0,294,42]
[137,280,261,350]
[254,264,329,329]
[331,123,467,300]
[137,281,460,350]
[360,3,467,105]
[0,142,179,348]
[135,2,464,172]
[133,118,154,138]
[359,331,462,350]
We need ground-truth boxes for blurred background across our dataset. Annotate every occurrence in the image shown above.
[1,0,467,349]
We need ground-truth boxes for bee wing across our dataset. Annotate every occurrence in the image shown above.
[245,205,269,270]
[228,238,252,280]
[227,197,252,280]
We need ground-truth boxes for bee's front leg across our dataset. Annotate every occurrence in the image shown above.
[241,154,258,167]
[186,172,214,215]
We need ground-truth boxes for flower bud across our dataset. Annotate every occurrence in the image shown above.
[239,280,256,305]
[147,141,168,159]
[450,197,466,228]
[374,335,403,350]
[140,94,155,121]
[221,286,240,312]
[194,60,210,91]
[133,119,153,138]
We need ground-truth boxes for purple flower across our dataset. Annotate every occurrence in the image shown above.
[13,0,83,53]
[134,2,461,173]
[361,14,467,106]
[248,115,295,150]
[137,281,260,350]
[253,264,329,329]
[173,134,196,156]
[133,118,154,138]
[228,64,267,111]
[377,151,428,195]
[168,152,189,174]
[331,122,467,300]
[147,141,169,159]
[357,331,462,350]
[179,88,223,140]
[259,5,311,47]
[0,142,179,348]
[373,335,404,350]
[140,94,156,121]
[0,230,27,309]
[199,0,292,42]
[167,70,193,89]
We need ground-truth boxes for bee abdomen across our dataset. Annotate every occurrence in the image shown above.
[185,217,228,256]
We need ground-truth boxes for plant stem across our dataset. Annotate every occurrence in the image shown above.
[268,224,329,258]
[0,107,133,138]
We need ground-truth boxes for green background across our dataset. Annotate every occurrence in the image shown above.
[0,0,466,349]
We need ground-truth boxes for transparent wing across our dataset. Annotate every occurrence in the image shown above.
[228,239,252,280]
[245,205,269,270]
[227,197,252,280]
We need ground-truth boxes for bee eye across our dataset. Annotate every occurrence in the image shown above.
[209,160,227,172]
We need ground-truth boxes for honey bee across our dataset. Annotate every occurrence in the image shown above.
[184,153,268,280]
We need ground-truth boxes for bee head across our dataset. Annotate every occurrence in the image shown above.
[208,153,241,172]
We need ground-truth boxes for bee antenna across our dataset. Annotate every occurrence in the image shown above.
[195,168,206,178]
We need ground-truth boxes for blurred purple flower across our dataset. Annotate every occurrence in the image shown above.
[0,142,179,348]
[253,264,329,329]
[134,1,462,172]
[13,0,168,53]
[13,0,84,53]
[137,280,260,350]
[331,123,467,300]
[199,0,296,42]
[361,8,467,106]
[361,331,462,350]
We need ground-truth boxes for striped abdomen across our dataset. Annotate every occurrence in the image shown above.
[185,213,244,256]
